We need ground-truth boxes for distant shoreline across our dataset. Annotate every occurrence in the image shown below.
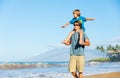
[0,61,120,69]
[0,62,68,69]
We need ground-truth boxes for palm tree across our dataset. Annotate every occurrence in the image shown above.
[106,44,113,51]
[96,46,100,50]
[96,45,105,52]
[115,44,120,51]
[100,46,105,52]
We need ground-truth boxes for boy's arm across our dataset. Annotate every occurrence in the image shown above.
[61,22,70,28]
[86,18,95,21]
[79,30,84,45]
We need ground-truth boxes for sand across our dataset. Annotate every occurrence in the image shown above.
[84,72,120,78]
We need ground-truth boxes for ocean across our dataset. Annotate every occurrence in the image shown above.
[0,62,120,78]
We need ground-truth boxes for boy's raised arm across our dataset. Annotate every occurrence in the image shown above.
[86,18,95,21]
[61,22,70,28]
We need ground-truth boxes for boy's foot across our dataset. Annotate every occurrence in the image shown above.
[61,40,67,44]
[61,40,71,45]
[79,40,85,45]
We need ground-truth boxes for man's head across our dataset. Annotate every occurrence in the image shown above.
[74,20,82,30]
[73,9,81,18]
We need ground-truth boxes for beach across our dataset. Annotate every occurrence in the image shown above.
[84,72,120,78]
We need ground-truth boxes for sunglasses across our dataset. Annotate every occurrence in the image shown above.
[74,24,80,26]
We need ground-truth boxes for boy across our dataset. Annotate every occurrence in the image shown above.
[62,9,95,45]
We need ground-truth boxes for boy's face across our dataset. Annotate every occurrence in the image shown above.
[73,12,78,18]
[73,11,80,18]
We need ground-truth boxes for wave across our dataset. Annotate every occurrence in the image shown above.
[0,62,68,69]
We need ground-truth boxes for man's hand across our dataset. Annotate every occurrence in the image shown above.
[84,39,90,46]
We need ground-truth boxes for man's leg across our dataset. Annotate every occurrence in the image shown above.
[69,56,77,78]
[71,72,78,78]
[77,56,84,78]
[78,72,83,78]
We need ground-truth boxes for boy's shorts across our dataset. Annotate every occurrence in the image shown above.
[69,55,85,73]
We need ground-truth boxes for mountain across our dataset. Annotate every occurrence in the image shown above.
[24,47,106,62]
[25,47,70,62]
[22,37,120,62]
[101,37,120,46]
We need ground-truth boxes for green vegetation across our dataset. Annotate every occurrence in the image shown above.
[96,45,105,52]
[96,44,120,52]
[89,58,110,62]
[96,44,120,62]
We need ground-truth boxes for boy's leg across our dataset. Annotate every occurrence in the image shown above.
[62,30,75,44]
[78,30,84,45]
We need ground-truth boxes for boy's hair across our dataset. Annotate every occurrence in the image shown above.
[74,20,82,28]
[73,9,81,16]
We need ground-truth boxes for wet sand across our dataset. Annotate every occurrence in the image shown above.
[84,72,120,78]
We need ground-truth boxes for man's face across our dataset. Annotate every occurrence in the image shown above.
[74,23,80,30]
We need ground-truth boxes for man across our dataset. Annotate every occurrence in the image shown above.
[63,20,90,78]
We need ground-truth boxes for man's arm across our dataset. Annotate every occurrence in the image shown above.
[84,39,90,46]
[64,39,90,46]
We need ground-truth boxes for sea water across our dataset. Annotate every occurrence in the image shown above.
[0,62,120,78]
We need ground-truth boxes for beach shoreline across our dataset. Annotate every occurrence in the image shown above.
[84,72,120,78]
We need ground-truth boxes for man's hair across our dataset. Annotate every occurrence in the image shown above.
[74,20,82,28]
[73,9,81,16]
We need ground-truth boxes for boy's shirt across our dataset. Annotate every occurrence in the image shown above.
[69,16,86,31]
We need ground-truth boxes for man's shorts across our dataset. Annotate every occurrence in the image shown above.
[69,55,85,73]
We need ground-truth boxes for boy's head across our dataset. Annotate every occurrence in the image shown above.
[73,9,81,17]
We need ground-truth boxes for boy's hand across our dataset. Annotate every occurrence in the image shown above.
[61,26,66,28]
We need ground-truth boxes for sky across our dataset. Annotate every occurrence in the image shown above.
[0,0,120,62]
